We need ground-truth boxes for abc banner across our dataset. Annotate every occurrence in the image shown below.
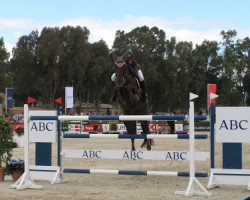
[216,107,250,143]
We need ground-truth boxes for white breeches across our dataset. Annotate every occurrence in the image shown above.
[138,69,144,81]
[111,73,116,81]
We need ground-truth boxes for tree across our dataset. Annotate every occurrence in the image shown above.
[0,37,10,93]
[192,40,221,109]
[58,26,90,105]
[11,31,38,105]
[240,37,250,105]
[219,30,243,106]
[35,27,60,105]
[84,40,111,104]
[170,41,194,111]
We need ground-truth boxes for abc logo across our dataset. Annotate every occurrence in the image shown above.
[219,120,248,130]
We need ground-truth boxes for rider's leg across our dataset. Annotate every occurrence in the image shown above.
[140,80,146,102]
[109,82,118,102]
[129,65,138,77]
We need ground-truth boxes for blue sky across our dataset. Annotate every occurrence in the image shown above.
[1,0,250,53]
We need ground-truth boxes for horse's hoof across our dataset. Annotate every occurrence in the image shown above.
[146,145,151,151]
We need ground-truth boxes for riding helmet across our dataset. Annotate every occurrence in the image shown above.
[123,49,134,60]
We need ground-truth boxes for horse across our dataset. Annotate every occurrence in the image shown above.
[112,54,153,151]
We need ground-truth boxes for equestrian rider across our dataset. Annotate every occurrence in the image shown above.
[110,50,146,102]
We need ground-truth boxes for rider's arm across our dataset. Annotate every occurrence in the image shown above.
[132,59,144,81]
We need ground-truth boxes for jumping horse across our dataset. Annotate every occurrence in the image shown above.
[112,54,153,151]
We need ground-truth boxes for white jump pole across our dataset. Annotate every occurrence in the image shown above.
[11,104,43,190]
[175,93,211,196]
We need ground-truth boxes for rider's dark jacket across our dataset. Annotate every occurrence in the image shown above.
[127,58,140,77]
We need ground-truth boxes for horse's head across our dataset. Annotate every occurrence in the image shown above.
[113,55,129,88]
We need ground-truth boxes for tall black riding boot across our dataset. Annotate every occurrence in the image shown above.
[109,91,117,102]
[109,82,117,102]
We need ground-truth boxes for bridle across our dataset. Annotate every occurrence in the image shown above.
[114,58,130,88]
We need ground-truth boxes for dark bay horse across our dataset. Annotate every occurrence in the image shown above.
[113,54,153,151]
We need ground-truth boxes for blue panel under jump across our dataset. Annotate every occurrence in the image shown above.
[223,143,242,169]
[35,143,51,166]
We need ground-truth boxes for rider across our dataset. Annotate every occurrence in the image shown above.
[110,50,146,102]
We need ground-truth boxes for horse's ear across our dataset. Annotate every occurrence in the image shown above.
[111,52,118,61]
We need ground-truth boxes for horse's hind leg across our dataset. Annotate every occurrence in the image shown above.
[140,139,150,150]
[131,139,135,151]
[124,121,137,151]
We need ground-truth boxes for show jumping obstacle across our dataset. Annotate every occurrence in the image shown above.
[12,88,250,197]
[12,93,213,197]
[12,93,210,196]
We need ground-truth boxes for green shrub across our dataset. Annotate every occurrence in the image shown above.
[0,117,13,167]
[110,122,117,131]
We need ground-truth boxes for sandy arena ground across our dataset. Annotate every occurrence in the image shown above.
[1,134,250,200]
